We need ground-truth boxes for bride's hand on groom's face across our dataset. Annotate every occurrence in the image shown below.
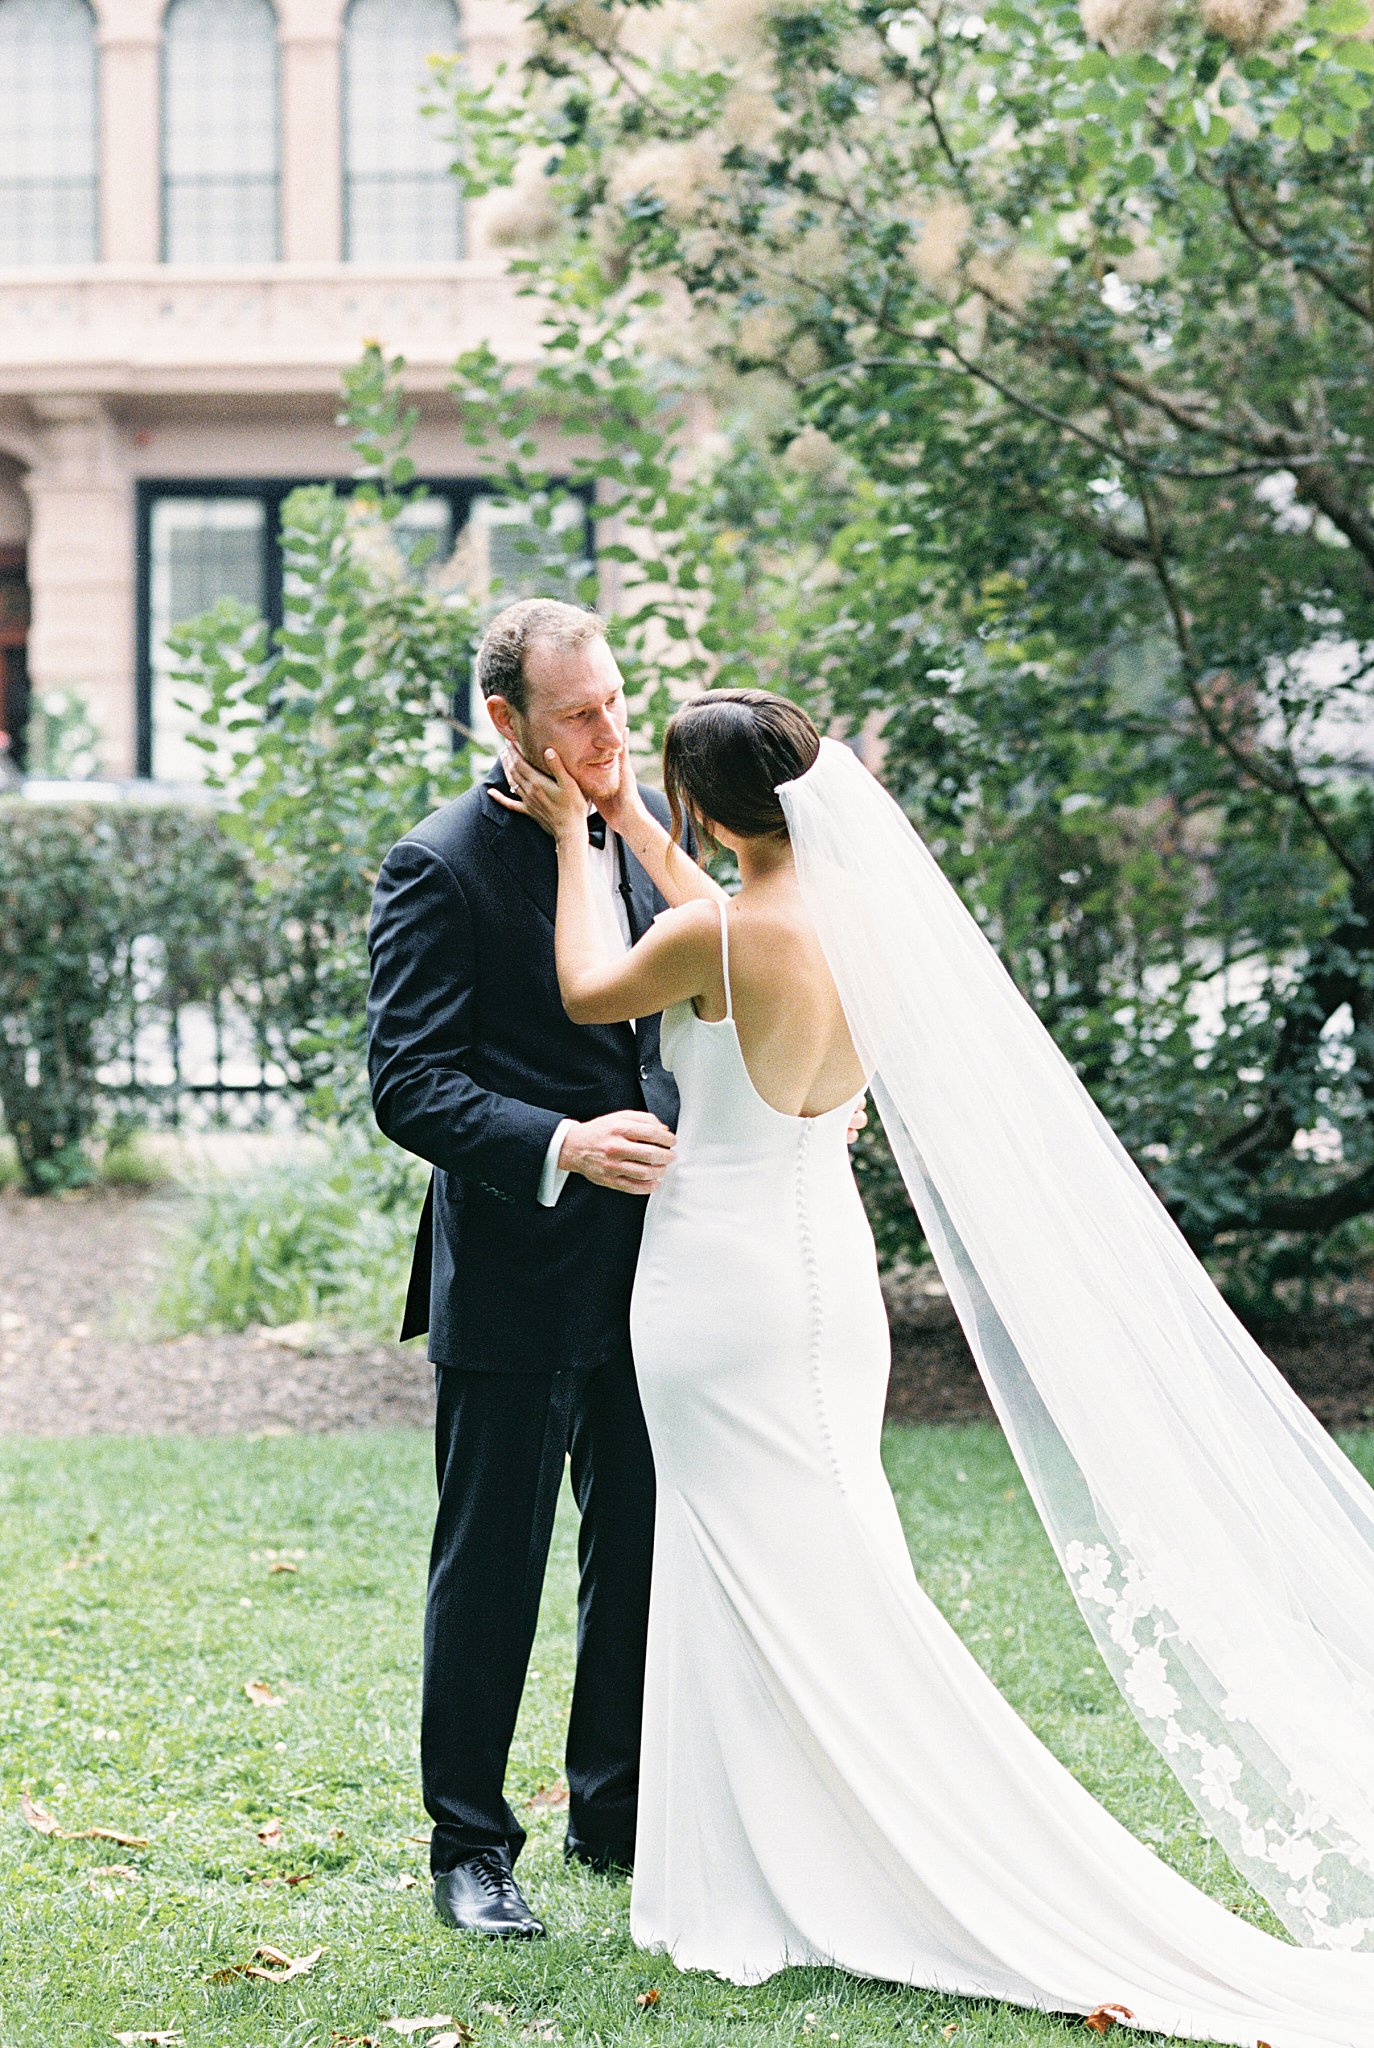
[493,743,589,841]
[594,738,640,834]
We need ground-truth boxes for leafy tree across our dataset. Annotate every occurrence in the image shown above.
[435,0,1374,1300]
[170,347,481,1139]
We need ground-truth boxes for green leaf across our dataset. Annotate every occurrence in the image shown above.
[1302,121,1335,148]
[1315,0,1371,32]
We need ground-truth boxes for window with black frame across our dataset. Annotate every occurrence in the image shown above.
[0,0,99,266]
[343,0,464,263]
[137,482,590,783]
[162,0,280,265]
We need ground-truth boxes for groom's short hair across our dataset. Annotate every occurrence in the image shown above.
[476,598,606,716]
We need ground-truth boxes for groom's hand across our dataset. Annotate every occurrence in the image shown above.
[560,1111,676,1195]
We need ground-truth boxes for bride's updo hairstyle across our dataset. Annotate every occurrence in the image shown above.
[663,689,821,853]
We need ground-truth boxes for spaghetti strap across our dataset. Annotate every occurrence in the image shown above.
[716,897,734,1021]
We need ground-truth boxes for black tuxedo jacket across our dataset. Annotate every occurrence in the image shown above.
[366,764,683,1372]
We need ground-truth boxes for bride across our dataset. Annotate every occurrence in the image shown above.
[500,686,1374,2047]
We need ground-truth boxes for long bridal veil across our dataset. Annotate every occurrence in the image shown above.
[778,736,1374,1953]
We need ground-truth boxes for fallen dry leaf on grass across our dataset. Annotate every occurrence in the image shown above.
[20,1792,148,1848]
[528,1783,570,1812]
[329,2036,379,2047]
[478,2004,512,2022]
[385,1871,418,1890]
[635,1989,660,2009]
[426,2034,474,2048]
[112,2032,182,2045]
[382,2022,458,2039]
[92,1863,141,1881]
[1084,2008,1136,2035]
[20,1790,60,1836]
[209,1943,323,1984]
[243,1680,286,1709]
[58,1550,104,1571]
[941,2028,958,2040]
[268,1560,298,1575]
[520,2024,560,2043]
[255,1818,283,1847]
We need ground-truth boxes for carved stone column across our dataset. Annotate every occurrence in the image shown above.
[280,2,345,262]
[98,8,163,265]
[25,398,135,776]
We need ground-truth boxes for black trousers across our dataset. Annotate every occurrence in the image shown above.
[422,1357,656,1875]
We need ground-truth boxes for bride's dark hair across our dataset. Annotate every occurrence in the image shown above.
[663,689,821,851]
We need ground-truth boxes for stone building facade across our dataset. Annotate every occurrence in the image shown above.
[0,0,539,781]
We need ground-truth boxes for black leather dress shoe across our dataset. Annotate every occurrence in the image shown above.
[564,1835,633,1876]
[433,1850,546,1938]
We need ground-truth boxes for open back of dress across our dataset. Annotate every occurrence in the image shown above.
[628,897,1374,2045]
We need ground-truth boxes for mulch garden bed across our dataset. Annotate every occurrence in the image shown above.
[3,1189,1373,1435]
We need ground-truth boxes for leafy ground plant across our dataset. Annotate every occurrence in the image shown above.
[5,1423,1367,2046]
[153,1134,428,1339]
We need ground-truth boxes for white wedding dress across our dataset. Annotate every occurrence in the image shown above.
[627,898,1374,2047]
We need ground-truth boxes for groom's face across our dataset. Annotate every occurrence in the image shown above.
[493,635,630,811]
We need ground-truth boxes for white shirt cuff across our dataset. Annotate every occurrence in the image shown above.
[538,1118,576,1207]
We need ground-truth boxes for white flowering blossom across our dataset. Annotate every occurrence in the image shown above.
[1198,0,1304,48]
[781,424,845,479]
[1079,0,1173,51]
[735,301,792,360]
[696,0,777,56]
[967,244,1056,314]
[906,193,974,297]
[717,85,785,151]
[608,137,720,224]
[483,154,563,252]
[886,11,934,60]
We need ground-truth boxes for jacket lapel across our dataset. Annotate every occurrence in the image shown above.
[477,764,558,928]
[477,764,644,1053]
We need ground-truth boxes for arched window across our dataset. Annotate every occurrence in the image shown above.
[0,0,98,266]
[343,0,463,263]
[162,0,279,264]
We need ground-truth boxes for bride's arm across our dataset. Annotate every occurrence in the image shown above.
[558,854,718,1025]
[608,783,726,909]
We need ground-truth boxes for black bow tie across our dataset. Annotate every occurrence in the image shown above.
[587,811,607,848]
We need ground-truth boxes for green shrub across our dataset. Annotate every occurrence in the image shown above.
[155,1134,428,1339]
[97,1134,173,1192]
[0,798,278,1193]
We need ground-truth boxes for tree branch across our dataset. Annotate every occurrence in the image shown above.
[1215,169,1374,331]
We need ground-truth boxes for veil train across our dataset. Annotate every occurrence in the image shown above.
[779,737,1374,1952]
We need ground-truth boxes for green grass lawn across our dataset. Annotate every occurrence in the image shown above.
[3,1422,1367,2048]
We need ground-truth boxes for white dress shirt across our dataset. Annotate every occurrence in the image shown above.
[536,816,635,1206]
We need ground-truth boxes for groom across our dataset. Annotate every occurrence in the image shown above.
[366,598,686,1940]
